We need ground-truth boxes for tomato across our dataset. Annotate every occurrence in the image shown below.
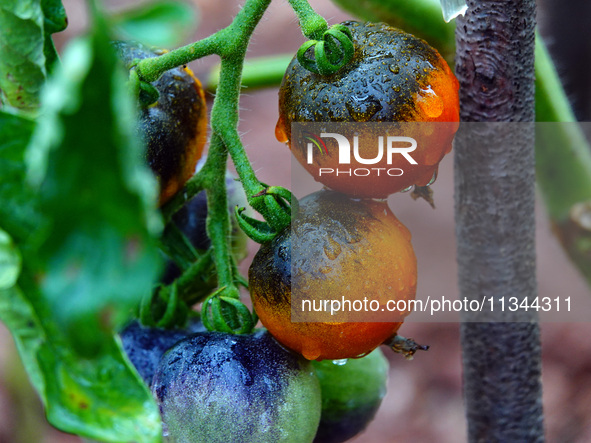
[248,189,417,361]
[312,349,389,443]
[276,21,459,198]
[119,318,206,384]
[116,41,208,205]
[152,329,321,443]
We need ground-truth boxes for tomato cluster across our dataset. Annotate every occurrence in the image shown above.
[121,18,458,443]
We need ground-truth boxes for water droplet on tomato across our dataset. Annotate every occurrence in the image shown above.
[416,86,444,118]
[332,359,348,366]
[323,237,342,260]
[426,169,438,186]
[275,118,288,143]
[345,96,382,122]
[389,65,400,74]
[302,348,321,361]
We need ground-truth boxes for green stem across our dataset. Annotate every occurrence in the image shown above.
[288,0,328,40]
[135,36,219,82]
[206,54,293,92]
[136,0,277,329]
[176,250,214,302]
[204,134,236,296]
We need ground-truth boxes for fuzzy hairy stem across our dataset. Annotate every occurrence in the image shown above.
[454,1,544,442]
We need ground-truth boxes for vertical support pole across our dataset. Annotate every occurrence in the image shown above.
[454,0,545,441]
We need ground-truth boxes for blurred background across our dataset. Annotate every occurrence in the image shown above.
[1,0,591,441]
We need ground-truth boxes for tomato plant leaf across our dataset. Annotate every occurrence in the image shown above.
[27,3,163,355]
[0,0,47,109]
[41,0,67,34]
[1,6,165,441]
[0,228,21,290]
[112,0,198,48]
[38,338,162,442]
[0,111,42,244]
[0,280,163,443]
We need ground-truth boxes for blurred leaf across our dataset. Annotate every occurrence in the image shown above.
[0,281,163,443]
[113,0,198,48]
[41,0,68,72]
[0,4,165,441]
[0,111,42,244]
[0,0,46,109]
[41,0,67,34]
[0,228,21,289]
[330,0,455,60]
[28,4,162,356]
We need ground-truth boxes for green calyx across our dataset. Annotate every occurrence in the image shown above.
[297,24,355,76]
[201,288,256,334]
[236,185,298,244]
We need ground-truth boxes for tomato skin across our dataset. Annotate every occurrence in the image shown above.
[249,189,417,361]
[119,319,206,384]
[276,21,459,198]
[312,349,389,443]
[116,42,208,205]
[152,330,321,443]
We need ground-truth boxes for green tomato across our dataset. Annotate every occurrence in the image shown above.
[312,349,389,442]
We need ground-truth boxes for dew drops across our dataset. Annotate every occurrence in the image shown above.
[345,96,382,122]
[275,120,288,143]
[332,359,348,366]
[323,236,342,260]
[389,65,400,74]
[302,348,321,361]
[416,85,444,118]
[426,169,438,186]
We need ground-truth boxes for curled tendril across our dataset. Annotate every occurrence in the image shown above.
[202,288,255,334]
[296,24,355,76]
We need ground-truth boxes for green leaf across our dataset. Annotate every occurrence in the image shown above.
[0,228,21,289]
[0,111,42,244]
[41,0,67,73]
[0,285,47,396]
[0,282,163,443]
[0,0,46,109]
[0,6,165,441]
[41,0,67,34]
[113,0,198,48]
[28,4,163,354]
[38,340,162,442]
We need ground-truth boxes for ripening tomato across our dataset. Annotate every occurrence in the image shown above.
[249,189,417,361]
[152,329,321,442]
[276,21,459,198]
[313,349,389,443]
[116,41,208,205]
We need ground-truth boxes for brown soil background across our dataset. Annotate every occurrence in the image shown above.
[1,1,590,442]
